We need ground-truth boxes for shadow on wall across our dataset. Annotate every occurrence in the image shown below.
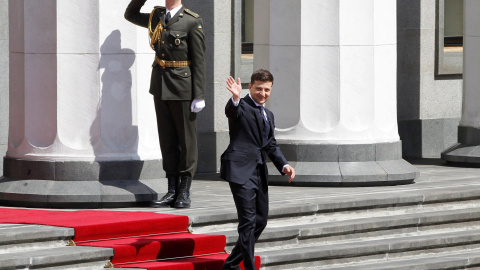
[90,30,148,189]
[397,0,422,158]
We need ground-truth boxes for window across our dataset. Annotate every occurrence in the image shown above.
[437,0,463,75]
[444,0,463,47]
[242,0,254,54]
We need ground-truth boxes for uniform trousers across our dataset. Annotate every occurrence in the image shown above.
[153,97,197,178]
[223,164,269,270]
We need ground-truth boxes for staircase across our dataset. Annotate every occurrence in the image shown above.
[0,223,112,269]
[189,173,480,269]
[0,211,233,270]
[0,223,227,270]
[3,163,480,269]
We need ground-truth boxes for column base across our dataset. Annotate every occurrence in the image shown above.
[441,143,480,165]
[0,157,166,208]
[441,126,480,166]
[267,140,419,187]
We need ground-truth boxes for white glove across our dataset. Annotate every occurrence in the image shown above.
[191,99,205,113]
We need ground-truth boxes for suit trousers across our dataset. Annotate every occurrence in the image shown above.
[223,164,268,270]
[153,97,197,178]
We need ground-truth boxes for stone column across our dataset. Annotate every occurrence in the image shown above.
[255,0,419,186]
[0,0,166,208]
[442,0,480,164]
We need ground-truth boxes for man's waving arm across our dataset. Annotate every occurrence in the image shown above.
[226,76,242,103]
[225,76,243,119]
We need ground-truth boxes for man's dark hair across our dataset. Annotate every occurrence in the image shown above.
[250,69,274,85]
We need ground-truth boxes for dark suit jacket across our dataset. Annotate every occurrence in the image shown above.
[125,0,206,100]
[220,96,288,185]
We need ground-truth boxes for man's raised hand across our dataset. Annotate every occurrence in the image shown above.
[226,76,242,102]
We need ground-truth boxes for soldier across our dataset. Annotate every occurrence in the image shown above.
[125,0,206,208]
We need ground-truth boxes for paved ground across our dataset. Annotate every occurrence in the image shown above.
[3,158,480,220]
[100,159,480,219]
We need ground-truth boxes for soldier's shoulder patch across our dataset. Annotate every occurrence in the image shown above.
[184,8,200,19]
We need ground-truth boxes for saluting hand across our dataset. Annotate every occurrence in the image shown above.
[226,76,242,102]
[284,165,296,183]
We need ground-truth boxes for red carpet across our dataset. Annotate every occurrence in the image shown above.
[0,208,188,241]
[83,233,227,264]
[117,253,261,270]
[0,208,261,270]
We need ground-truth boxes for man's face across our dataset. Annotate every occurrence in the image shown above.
[166,0,182,7]
[249,80,272,106]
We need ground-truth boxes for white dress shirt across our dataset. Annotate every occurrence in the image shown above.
[166,5,183,18]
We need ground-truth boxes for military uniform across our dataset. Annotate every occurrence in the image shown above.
[125,0,206,208]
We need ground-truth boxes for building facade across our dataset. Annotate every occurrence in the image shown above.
[0,0,468,206]
[397,0,463,158]
[0,0,8,175]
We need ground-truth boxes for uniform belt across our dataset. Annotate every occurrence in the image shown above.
[155,56,191,68]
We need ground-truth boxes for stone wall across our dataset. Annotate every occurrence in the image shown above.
[397,0,462,158]
[0,0,8,175]
[183,0,233,173]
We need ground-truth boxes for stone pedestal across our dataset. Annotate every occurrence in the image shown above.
[255,0,419,186]
[442,0,480,165]
[1,0,166,208]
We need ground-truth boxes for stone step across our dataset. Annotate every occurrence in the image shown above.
[190,184,480,234]
[211,207,480,252]
[0,224,74,244]
[323,248,480,270]
[0,224,74,254]
[36,261,115,270]
[256,228,480,268]
[0,246,112,270]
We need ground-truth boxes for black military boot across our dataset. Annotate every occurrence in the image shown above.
[151,176,179,207]
[174,175,192,208]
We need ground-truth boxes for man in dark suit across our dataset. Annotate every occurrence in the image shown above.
[221,69,295,270]
[125,0,206,208]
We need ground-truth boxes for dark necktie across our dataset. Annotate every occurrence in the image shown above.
[259,106,271,145]
[165,12,171,24]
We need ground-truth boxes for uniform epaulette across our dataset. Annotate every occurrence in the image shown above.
[151,6,165,15]
[184,8,200,18]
